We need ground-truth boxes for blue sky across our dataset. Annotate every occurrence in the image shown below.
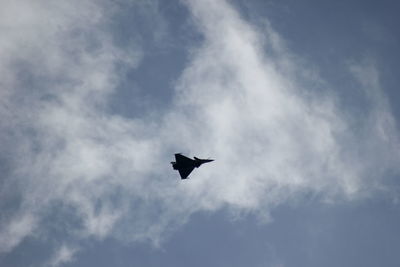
[1,0,400,266]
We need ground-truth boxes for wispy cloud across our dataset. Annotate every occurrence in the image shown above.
[0,212,36,253]
[46,244,78,267]
[173,0,400,205]
[0,0,143,252]
[0,0,398,261]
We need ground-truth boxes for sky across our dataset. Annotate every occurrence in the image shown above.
[1,0,400,266]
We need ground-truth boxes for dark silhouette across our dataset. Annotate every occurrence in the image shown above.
[171,153,214,179]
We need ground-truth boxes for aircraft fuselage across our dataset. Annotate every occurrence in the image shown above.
[171,154,214,179]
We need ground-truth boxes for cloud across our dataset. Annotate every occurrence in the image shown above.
[0,212,36,253]
[0,0,399,261]
[172,0,400,206]
[0,0,144,252]
[46,244,78,267]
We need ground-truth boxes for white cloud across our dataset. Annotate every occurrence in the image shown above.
[0,0,144,252]
[47,244,78,267]
[0,212,36,253]
[0,0,399,261]
[171,0,386,204]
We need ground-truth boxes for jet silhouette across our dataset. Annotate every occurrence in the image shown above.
[171,153,214,179]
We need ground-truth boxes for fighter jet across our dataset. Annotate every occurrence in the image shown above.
[171,153,214,179]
